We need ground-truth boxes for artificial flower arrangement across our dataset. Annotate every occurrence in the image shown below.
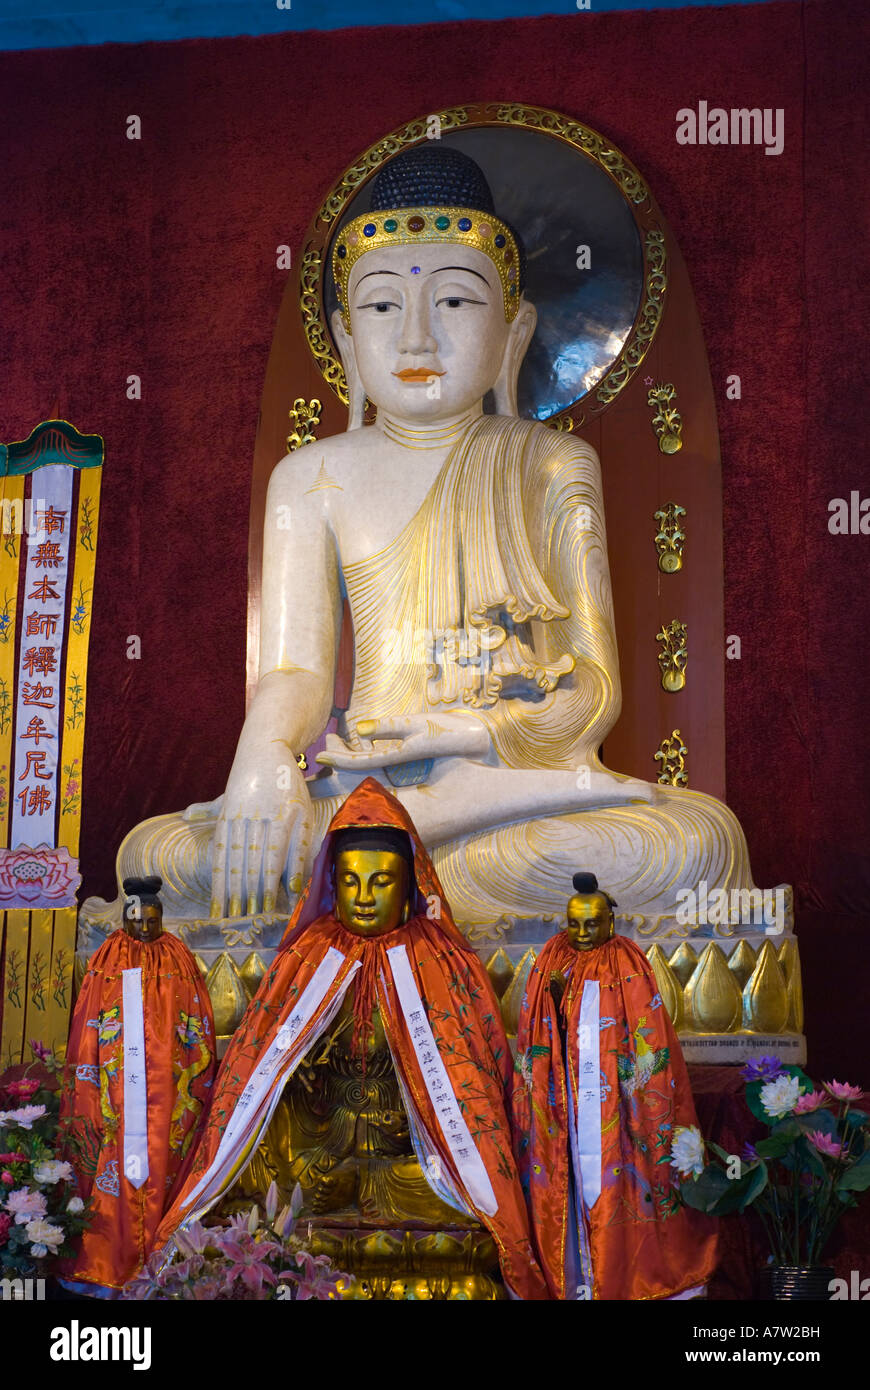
[670,1057,869,1267]
[0,1041,92,1274]
[122,1181,346,1300]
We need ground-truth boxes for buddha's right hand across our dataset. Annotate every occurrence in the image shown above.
[209,755,311,919]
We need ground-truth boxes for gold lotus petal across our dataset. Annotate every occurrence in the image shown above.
[742,940,789,1033]
[684,943,742,1033]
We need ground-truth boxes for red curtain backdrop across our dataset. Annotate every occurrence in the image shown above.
[1,0,866,1076]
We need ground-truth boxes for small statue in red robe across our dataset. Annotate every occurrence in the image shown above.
[59,875,215,1295]
[513,872,717,1300]
[152,779,547,1300]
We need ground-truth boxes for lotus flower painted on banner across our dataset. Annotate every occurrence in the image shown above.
[0,844,80,908]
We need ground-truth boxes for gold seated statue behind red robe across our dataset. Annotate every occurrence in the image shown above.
[153,779,547,1300]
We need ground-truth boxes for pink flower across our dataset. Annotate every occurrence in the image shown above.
[66,780,79,797]
[0,1152,28,1163]
[0,1212,11,1247]
[823,1080,865,1103]
[794,1090,828,1114]
[173,1219,213,1258]
[214,1229,281,1296]
[0,1172,13,1186]
[30,1040,52,1062]
[6,1079,40,1102]
[121,1253,164,1300]
[5,1186,48,1223]
[190,1276,224,1301]
[281,1249,343,1300]
[807,1130,844,1159]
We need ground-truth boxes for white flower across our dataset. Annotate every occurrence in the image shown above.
[670,1125,705,1177]
[24,1217,64,1255]
[0,1105,47,1130]
[32,1159,74,1185]
[66,1196,84,1213]
[5,1187,47,1223]
[760,1073,802,1120]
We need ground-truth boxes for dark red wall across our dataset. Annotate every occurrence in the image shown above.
[1,0,866,1076]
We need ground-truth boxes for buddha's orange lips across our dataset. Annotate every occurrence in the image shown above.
[393,368,445,381]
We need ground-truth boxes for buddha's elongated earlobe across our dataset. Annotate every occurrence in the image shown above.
[330,308,367,429]
[492,298,537,416]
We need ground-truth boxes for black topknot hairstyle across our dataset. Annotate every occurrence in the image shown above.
[571,871,618,910]
[122,875,163,914]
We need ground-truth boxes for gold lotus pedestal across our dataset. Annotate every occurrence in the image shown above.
[74,900,806,1066]
[308,1225,503,1301]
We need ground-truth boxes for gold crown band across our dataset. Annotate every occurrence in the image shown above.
[333,206,521,331]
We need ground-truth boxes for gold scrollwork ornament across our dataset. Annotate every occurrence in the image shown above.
[596,230,666,408]
[654,501,686,573]
[647,382,683,454]
[287,397,322,453]
[656,619,687,692]
[654,728,688,787]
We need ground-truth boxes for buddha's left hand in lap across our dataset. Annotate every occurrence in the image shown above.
[316,712,659,823]
[317,712,492,770]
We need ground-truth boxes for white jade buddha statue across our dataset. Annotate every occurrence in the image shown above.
[96,146,755,937]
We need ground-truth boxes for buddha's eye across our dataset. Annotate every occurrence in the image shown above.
[360,299,400,314]
[435,293,485,310]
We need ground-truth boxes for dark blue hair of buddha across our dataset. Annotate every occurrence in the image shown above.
[572,871,618,909]
[369,145,526,294]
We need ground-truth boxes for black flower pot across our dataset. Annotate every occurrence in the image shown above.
[768,1266,835,1301]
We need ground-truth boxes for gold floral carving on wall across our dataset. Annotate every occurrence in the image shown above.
[647,381,683,453]
[656,619,687,692]
[286,398,322,453]
[654,729,688,787]
[654,502,686,573]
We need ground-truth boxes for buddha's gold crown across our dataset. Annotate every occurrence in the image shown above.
[332,207,521,331]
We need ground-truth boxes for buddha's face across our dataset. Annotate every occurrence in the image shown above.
[345,242,516,420]
[565,893,613,952]
[334,849,410,937]
[123,902,163,943]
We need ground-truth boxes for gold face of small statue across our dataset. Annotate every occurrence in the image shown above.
[123,901,163,943]
[335,849,410,937]
[565,893,614,952]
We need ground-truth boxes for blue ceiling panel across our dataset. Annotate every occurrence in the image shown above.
[0,0,790,54]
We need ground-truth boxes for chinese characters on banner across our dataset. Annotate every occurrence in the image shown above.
[12,472,73,848]
[0,421,103,1066]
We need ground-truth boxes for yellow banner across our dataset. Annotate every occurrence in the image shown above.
[0,480,25,1067]
[22,906,53,1051]
[0,429,103,1065]
[1,909,30,1069]
[0,476,24,850]
[58,465,102,856]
